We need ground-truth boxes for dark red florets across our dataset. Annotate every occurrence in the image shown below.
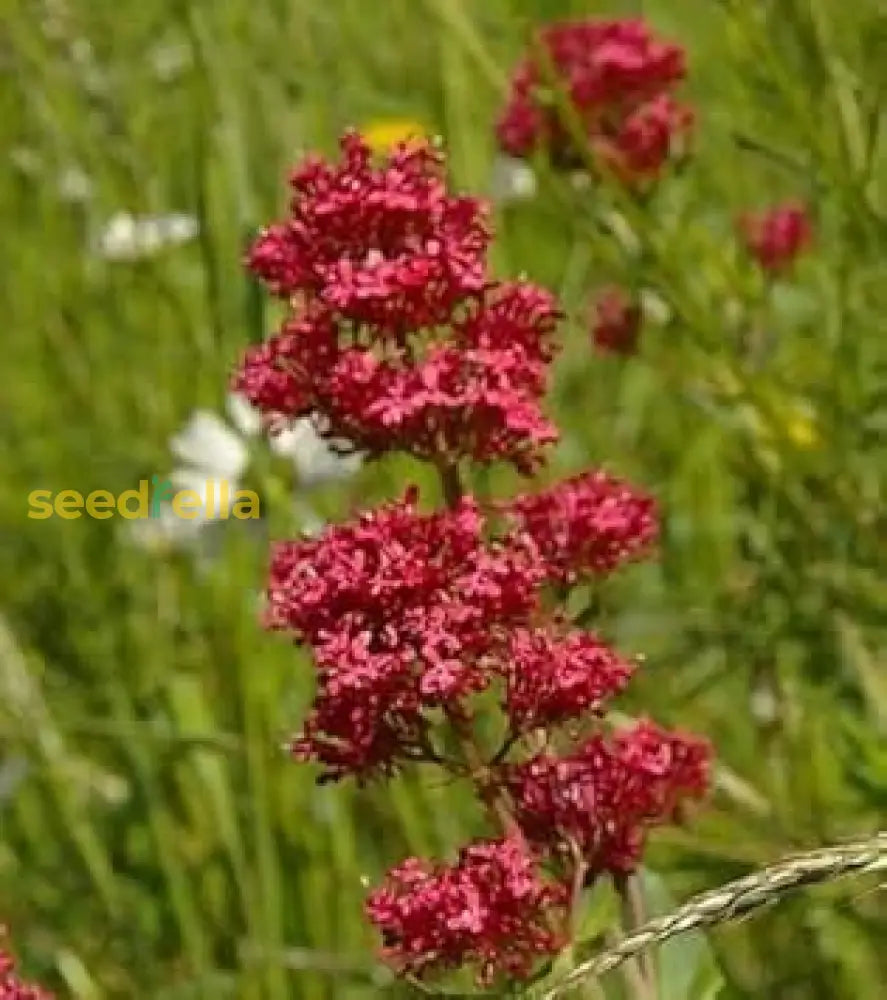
[738,201,812,273]
[499,626,635,731]
[590,285,643,356]
[268,492,544,779]
[234,283,561,472]
[496,18,693,182]
[595,94,694,183]
[504,470,659,584]
[365,837,567,984]
[248,131,490,334]
[235,134,562,472]
[506,721,711,876]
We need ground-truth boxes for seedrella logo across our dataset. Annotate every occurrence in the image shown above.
[27,475,260,521]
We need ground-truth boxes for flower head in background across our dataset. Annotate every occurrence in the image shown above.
[738,201,813,273]
[497,18,692,184]
[0,927,53,999]
[94,212,199,262]
[590,285,643,355]
[362,118,428,154]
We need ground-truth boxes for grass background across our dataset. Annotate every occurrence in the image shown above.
[2,0,886,996]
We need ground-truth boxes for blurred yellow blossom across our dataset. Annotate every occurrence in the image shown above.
[362,118,428,153]
[782,404,820,450]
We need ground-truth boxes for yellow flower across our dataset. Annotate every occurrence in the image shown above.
[362,118,428,153]
[783,406,820,450]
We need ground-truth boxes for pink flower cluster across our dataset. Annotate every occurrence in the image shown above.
[0,930,52,1000]
[236,132,560,473]
[497,18,693,183]
[738,201,813,273]
[241,131,710,986]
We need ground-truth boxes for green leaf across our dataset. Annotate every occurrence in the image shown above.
[641,870,726,1000]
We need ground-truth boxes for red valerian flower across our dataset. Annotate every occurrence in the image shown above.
[590,285,643,356]
[234,282,562,472]
[365,837,567,984]
[504,470,659,584]
[268,492,544,779]
[499,626,634,731]
[239,129,713,987]
[0,928,53,1000]
[248,131,490,335]
[506,721,710,876]
[595,94,694,183]
[496,18,692,181]
[738,201,812,273]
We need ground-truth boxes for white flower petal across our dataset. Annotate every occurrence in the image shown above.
[169,469,238,521]
[490,156,537,204]
[58,166,93,204]
[170,410,248,480]
[272,418,361,488]
[123,503,207,550]
[226,392,262,438]
[95,212,199,261]
[149,39,192,82]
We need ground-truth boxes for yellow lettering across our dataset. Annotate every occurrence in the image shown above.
[55,490,83,519]
[172,490,201,519]
[117,480,149,519]
[232,490,260,519]
[27,490,54,519]
[86,490,115,519]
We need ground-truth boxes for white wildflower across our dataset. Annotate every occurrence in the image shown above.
[127,394,359,553]
[490,155,537,204]
[149,39,192,83]
[95,212,199,262]
[58,165,93,204]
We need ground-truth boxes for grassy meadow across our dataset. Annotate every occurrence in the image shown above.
[2,0,886,997]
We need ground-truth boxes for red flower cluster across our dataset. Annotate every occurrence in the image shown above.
[268,492,542,779]
[268,478,661,781]
[500,626,634,731]
[505,470,659,583]
[365,838,567,984]
[247,132,489,329]
[497,18,693,182]
[235,133,561,472]
[507,721,710,876]
[738,201,813,273]
[0,930,52,1000]
[590,286,643,355]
